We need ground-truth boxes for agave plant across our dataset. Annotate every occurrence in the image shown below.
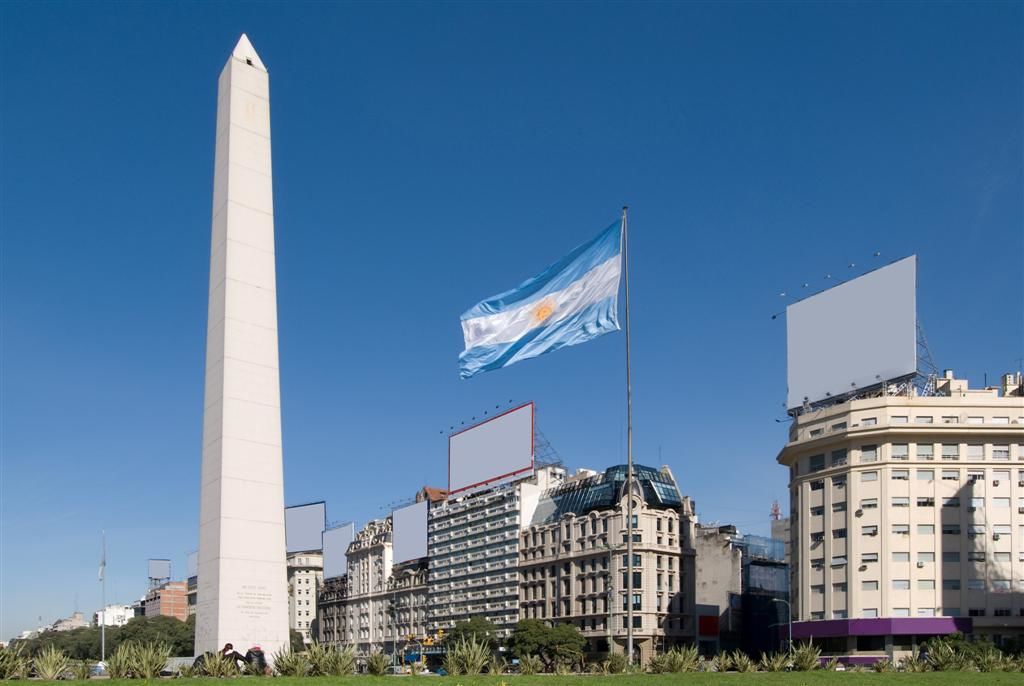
[106,642,136,679]
[871,657,894,673]
[176,661,199,678]
[759,651,789,672]
[822,656,841,671]
[730,650,756,673]
[604,652,627,674]
[708,652,732,672]
[790,642,821,671]
[328,646,356,676]
[133,641,170,679]
[33,645,70,681]
[366,651,390,676]
[898,656,928,672]
[927,641,972,672]
[453,637,489,675]
[517,653,542,675]
[0,643,31,680]
[272,648,310,677]
[975,647,1008,673]
[72,660,94,680]
[487,655,507,675]
[661,646,700,673]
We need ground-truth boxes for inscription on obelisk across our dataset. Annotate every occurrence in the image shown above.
[196,34,289,657]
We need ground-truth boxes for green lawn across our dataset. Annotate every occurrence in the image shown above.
[37,675,1022,686]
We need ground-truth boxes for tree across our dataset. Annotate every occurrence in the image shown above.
[444,617,498,650]
[507,619,585,670]
[13,615,195,660]
[290,629,306,652]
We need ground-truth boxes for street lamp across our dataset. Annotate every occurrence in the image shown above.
[772,598,792,651]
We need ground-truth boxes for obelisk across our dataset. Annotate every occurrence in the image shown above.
[196,34,289,658]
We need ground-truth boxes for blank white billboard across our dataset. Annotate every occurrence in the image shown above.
[148,558,171,579]
[787,256,917,409]
[285,501,326,553]
[393,500,428,563]
[186,550,198,578]
[449,402,534,496]
[323,522,355,579]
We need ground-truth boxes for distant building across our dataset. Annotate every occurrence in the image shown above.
[94,604,134,627]
[692,525,743,654]
[51,612,88,632]
[731,533,789,655]
[287,551,323,644]
[778,369,1024,659]
[186,575,197,617]
[145,581,188,622]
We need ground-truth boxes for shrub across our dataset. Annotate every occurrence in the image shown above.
[106,642,136,679]
[272,648,309,677]
[823,656,841,671]
[707,652,731,672]
[759,652,789,672]
[975,647,1008,673]
[790,642,821,671]
[926,640,973,672]
[34,645,70,680]
[176,662,198,678]
[517,653,542,675]
[365,651,389,676]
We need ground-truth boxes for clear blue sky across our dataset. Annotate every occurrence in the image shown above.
[1,1,1021,640]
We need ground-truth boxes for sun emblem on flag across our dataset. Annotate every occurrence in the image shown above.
[533,299,555,323]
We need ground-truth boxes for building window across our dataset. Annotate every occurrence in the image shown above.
[861,445,878,462]
[942,579,961,590]
[917,524,935,535]
[891,469,909,481]
[941,524,961,535]
[917,444,935,460]
[967,579,985,591]
[831,556,847,567]
[860,498,878,509]
[862,608,878,618]
[861,471,878,482]
[942,552,960,563]
[942,497,960,508]
[891,497,910,507]
[916,469,934,481]
[861,525,878,536]
[862,417,877,426]
[832,610,847,619]
[967,552,985,562]
[862,580,879,591]
[941,444,960,460]
[891,444,909,460]
[917,497,935,507]
[918,552,935,563]
[832,501,847,513]
[861,553,878,563]
[809,454,825,472]
[891,416,909,424]
[941,469,959,481]
[892,524,910,535]
[810,480,825,491]
[831,449,848,467]
[915,416,934,424]
[992,445,1010,461]
[918,579,935,590]
[832,528,847,539]
[892,552,910,562]
[892,608,910,617]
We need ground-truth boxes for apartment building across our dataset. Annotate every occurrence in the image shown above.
[288,551,323,643]
[518,464,694,662]
[778,370,1024,657]
[428,465,565,638]
[144,581,188,622]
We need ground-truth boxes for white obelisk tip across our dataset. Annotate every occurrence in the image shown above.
[232,33,266,71]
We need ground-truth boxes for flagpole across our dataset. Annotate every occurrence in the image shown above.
[100,530,106,663]
[621,206,635,665]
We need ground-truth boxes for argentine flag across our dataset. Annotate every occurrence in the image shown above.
[459,221,622,379]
